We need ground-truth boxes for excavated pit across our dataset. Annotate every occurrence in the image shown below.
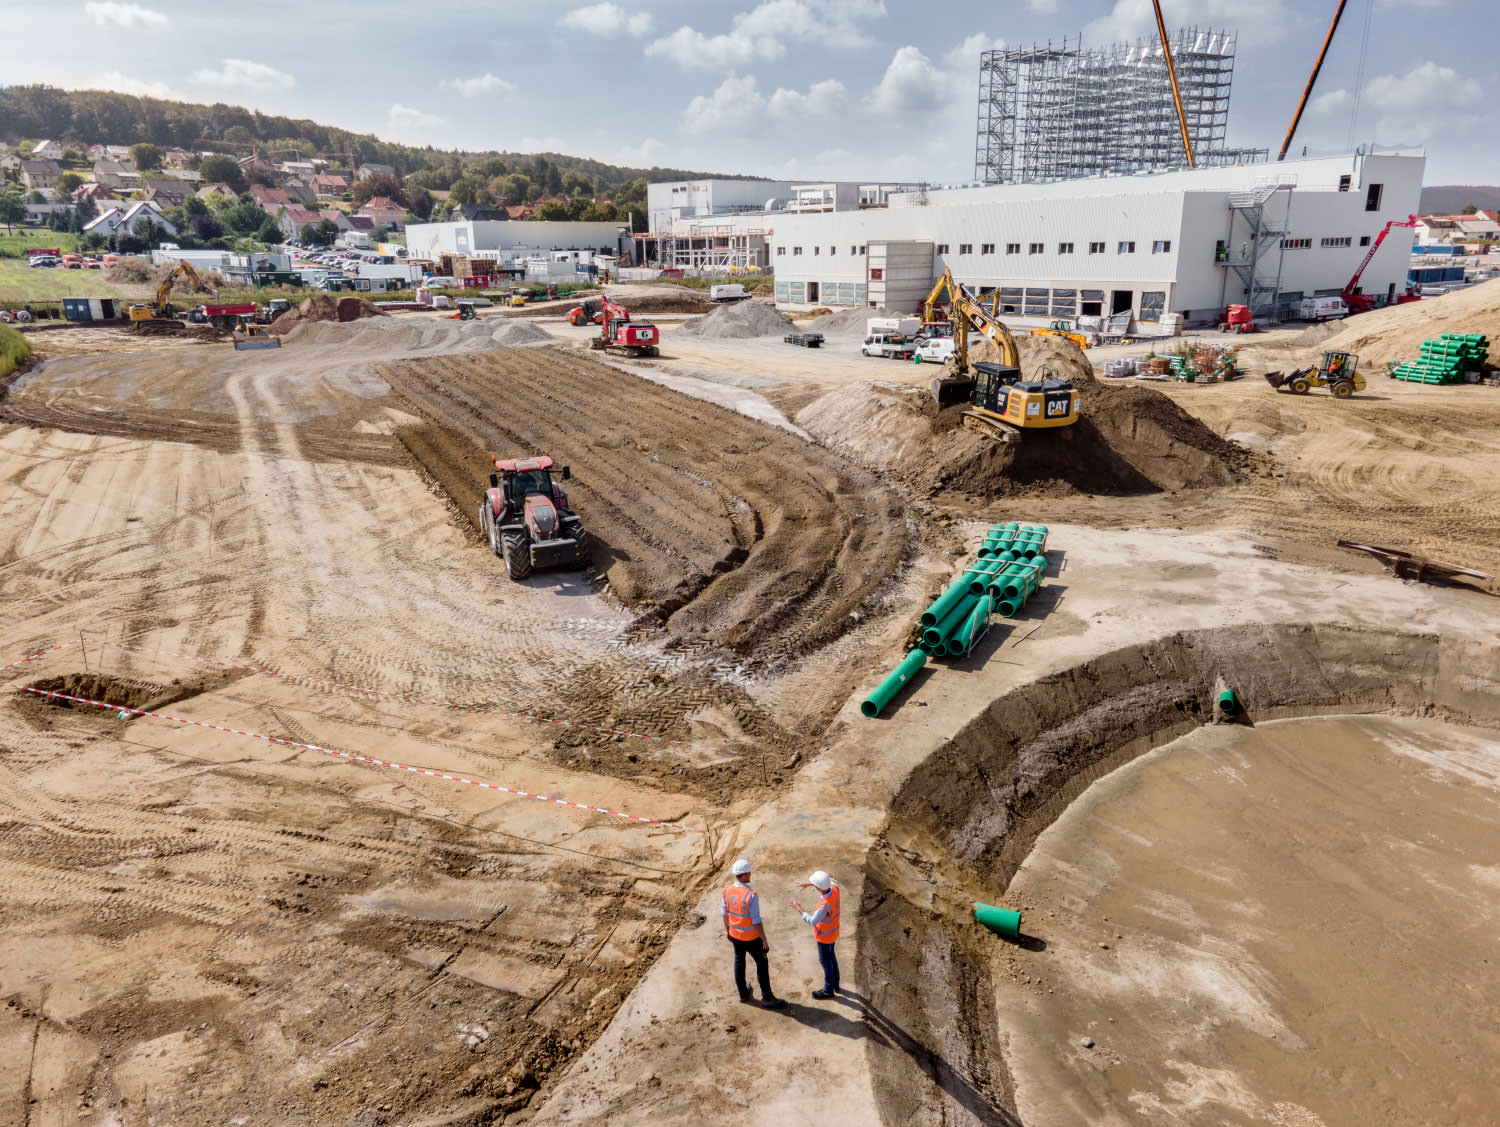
[858,624,1500,1126]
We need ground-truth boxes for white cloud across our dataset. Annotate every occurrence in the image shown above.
[92,70,174,98]
[190,59,295,91]
[648,0,884,68]
[387,104,447,139]
[944,32,1006,69]
[443,73,517,98]
[1309,89,1353,117]
[615,138,667,166]
[682,75,848,133]
[1026,0,1059,12]
[1364,61,1481,115]
[84,2,166,28]
[869,46,951,113]
[561,2,653,36]
[519,136,569,152]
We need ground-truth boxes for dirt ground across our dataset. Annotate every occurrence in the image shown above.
[998,715,1500,1127]
[2,288,1498,1126]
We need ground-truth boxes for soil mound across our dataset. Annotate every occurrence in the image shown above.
[798,336,1246,496]
[678,300,795,339]
[803,305,911,338]
[268,295,387,336]
[1304,278,1500,367]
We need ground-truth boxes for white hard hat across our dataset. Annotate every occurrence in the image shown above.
[808,870,831,891]
[731,858,753,876]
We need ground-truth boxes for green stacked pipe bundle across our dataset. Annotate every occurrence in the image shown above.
[861,649,927,717]
[1392,332,1489,385]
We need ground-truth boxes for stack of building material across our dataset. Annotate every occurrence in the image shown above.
[861,521,1053,717]
[1391,332,1489,385]
[1103,358,1137,378]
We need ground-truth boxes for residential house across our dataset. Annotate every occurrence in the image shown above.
[161,169,203,184]
[347,215,375,233]
[503,204,535,220]
[356,196,405,229]
[87,144,132,162]
[453,203,507,222]
[278,160,317,178]
[196,182,240,202]
[0,153,22,174]
[356,162,395,182]
[277,206,324,240]
[238,154,277,181]
[83,200,179,238]
[30,140,64,160]
[19,159,60,192]
[142,178,190,206]
[24,201,70,225]
[249,185,294,212]
[281,177,318,206]
[1455,215,1500,245]
[92,158,140,193]
[162,147,193,169]
[318,208,353,232]
[311,172,350,199]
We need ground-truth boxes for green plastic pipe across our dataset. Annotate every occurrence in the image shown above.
[861,649,927,718]
[996,595,1020,617]
[921,579,975,627]
[953,593,992,652]
[923,592,979,647]
[974,902,1021,940]
[1217,689,1239,715]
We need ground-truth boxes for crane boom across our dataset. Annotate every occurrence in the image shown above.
[1279,0,1350,161]
[1341,213,1417,312]
[1152,0,1194,167]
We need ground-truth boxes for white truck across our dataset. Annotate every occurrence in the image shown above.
[1297,295,1348,322]
[913,336,955,364]
[861,332,917,360]
[709,283,751,303]
[867,316,919,338]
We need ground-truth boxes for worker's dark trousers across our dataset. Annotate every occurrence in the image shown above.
[731,937,773,1000]
[817,941,840,992]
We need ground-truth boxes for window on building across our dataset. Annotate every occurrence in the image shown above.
[813,245,820,255]
[981,243,995,254]
[1088,241,1105,254]
[1028,242,1043,254]
[959,243,973,254]
[793,246,802,255]
[1321,236,1352,248]
[850,246,858,256]
[1118,241,1136,253]
[1358,235,1371,246]
[1365,183,1383,212]
[776,246,786,256]
[828,246,836,256]
[859,246,866,255]
[1152,240,1172,253]
[870,268,883,280]
[1139,291,1165,322]
[1282,238,1311,249]
[1058,242,1074,254]
[1006,242,1020,254]
[936,243,950,254]
[1338,174,1351,192]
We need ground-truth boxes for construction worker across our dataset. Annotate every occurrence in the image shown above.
[791,870,840,999]
[722,859,786,1009]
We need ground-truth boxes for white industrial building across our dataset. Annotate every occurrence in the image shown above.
[637,178,923,272]
[767,151,1424,325]
[404,220,626,269]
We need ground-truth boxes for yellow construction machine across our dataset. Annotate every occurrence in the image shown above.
[128,261,217,334]
[231,315,282,351]
[927,268,1081,439]
[1264,350,1366,399]
[1031,319,1093,349]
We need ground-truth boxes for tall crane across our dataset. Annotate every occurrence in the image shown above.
[1279,0,1351,161]
[1152,0,1195,167]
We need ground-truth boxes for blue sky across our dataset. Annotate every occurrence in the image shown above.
[4,0,1492,184]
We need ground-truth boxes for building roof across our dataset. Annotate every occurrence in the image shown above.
[251,186,294,208]
[143,178,188,196]
[347,215,375,230]
[282,206,323,225]
[20,158,59,174]
[359,196,402,212]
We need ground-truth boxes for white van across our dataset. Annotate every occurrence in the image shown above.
[1297,295,1348,322]
[913,336,955,364]
[709,283,750,303]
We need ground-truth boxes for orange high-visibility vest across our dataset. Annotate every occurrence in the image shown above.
[813,884,840,943]
[724,882,758,940]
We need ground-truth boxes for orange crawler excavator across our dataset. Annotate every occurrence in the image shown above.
[587,296,659,357]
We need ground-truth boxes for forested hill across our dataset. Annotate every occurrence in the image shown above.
[0,84,746,192]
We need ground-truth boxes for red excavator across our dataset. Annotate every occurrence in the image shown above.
[588,295,659,357]
[566,298,603,326]
[1342,214,1421,314]
[477,455,589,580]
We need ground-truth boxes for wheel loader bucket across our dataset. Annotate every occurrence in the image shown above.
[1263,371,1287,389]
[233,335,282,350]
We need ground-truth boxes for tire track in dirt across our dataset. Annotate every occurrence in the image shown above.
[378,348,910,668]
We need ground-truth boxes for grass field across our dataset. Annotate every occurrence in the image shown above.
[0,324,32,379]
[0,229,80,258]
[0,259,124,304]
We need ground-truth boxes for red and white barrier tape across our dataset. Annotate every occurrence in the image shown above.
[0,639,80,673]
[1,680,705,834]
[86,638,725,755]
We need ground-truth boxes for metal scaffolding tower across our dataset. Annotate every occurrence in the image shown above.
[975,27,1266,184]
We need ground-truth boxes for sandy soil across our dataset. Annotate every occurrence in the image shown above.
[998,715,1500,1127]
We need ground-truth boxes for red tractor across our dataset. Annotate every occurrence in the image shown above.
[588,296,659,357]
[1217,304,1257,333]
[477,455,589,580]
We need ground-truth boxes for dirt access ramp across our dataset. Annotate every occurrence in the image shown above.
[377,347,909,666]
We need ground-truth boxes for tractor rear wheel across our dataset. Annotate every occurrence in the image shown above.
[1290,377,1311,395]
[1331,380,1354,399]
[503,532,532,580]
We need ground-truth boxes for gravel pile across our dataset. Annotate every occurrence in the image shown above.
[678,300,796,339]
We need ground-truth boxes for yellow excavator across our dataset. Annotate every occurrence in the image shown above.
[128,261,217,334]
[927,268,1080,439]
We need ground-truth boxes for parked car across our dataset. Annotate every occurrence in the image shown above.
[28,255,60,268]
[82,258,102,269]
[103,254,118,267]
[913,336,955,364]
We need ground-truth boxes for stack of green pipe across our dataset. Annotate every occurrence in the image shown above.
[1392,332,1488,385]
